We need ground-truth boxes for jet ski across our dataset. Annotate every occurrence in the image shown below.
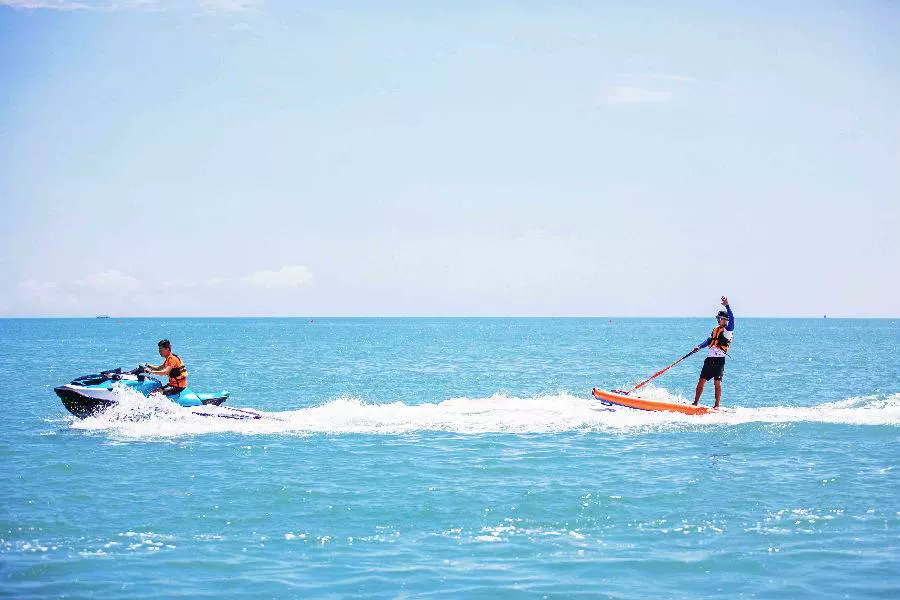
[55,366,261,420]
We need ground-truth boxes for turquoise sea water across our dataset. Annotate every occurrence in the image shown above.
[1,317,898,598]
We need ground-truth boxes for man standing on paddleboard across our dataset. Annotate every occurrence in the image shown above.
[692,296,734,409]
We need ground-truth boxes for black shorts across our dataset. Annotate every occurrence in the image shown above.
[162,385,185,396]
[699,357,726,381]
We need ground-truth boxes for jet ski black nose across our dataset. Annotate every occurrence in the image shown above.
[55,385,116,419]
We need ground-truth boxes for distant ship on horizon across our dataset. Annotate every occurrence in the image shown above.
[95,315,111,319]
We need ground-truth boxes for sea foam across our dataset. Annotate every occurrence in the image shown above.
[68,385,900,440]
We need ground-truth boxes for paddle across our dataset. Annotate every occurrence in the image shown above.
[614,348,699,395]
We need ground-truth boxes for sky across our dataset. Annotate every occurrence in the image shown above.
[0,0,898,317]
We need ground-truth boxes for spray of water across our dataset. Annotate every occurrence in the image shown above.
[64,384,900,440]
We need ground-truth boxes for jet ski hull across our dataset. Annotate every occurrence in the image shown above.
[55,384,231,419]
[55,385,117,418]
[55,367,232,419]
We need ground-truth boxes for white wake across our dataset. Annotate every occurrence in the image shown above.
[64,385,900,440]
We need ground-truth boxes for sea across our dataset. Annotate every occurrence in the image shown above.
[1,317,897,598]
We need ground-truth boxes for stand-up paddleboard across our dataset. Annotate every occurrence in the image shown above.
[592,388,711,415]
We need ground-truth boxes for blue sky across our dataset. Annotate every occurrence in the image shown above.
[1,0,897,317]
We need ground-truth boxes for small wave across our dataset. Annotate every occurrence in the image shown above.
[67,385,900,440]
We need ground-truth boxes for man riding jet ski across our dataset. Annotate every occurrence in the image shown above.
[144,339,189,397]
[55,340,260,420]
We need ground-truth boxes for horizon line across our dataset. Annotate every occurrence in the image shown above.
[0,315,897,320]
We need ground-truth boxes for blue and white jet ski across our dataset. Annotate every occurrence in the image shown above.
[55,366,261,420]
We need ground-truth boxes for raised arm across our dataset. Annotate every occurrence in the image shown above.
[722,296,734,331]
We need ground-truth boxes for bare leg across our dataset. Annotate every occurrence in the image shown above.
[693,379,705,405]
[713,380,722,408]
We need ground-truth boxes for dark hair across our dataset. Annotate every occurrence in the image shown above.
[158,339,171,349]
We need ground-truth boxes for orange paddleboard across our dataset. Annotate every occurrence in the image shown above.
[592,388,711,415]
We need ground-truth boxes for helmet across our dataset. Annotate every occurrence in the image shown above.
[716,311,728,320]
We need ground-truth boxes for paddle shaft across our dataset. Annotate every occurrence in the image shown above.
[626,349,698,394]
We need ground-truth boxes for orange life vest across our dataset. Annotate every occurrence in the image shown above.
[165,354,187,388]
[708,325,731,353]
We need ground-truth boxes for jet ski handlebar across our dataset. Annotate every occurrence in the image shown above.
[97,366,151,381]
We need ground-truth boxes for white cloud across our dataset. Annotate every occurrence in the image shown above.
[241,265,313,288]
[199,0,259,13]
[615,73,698,83]
[0,0,93,9]
[69,266,314,290]
[16,279,78,309]
[75,270,142,291]
[606,85,672,105]
[4,265,312,315]
[17,279,60,304]
[18,279,58,292]
[162,279,197,289]
[1,0,115,9]
[0,0,262,12]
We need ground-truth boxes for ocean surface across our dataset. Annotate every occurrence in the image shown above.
[1,317,897,598]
